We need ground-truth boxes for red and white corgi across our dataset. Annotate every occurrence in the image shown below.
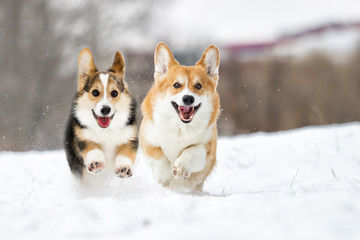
[140,43,220,191]
[64,49,138,182]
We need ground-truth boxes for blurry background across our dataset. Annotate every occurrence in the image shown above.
[1,0,360,151]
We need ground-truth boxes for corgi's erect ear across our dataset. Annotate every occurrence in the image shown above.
[108,51,125,76]
[154,42,178,78]
[196,45,220,77]
[78,48,97,76]
[78,48,97,91]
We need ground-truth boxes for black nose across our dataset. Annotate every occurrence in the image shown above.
[101,106,111,115]
[182,95,195,106]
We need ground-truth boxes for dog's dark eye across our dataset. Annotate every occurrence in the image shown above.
[111,90,118,97]
[195,83,202,89]
[173,83,181,88]
[92,89,100,97]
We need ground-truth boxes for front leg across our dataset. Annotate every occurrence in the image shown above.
[173,144,206,178]
[114,141,137,178]
[84,145,105,175]
[142,141,173,186]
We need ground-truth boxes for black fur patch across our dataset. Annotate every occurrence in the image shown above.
[83,74,99,92]
[77,139,86,151]
[116,78,124,92]
[64,101,87,177]
[131,138,139,150]
[126,98,136,125]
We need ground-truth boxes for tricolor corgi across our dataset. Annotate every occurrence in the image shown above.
[139,43,220,191]
[64,48,138,182]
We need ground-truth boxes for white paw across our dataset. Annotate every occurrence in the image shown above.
[147,158,173,186]
[85,149,105,175]
[172,145,207,179]
[172,158,192,178]
[155,174,172,187]
[114,156,133,178]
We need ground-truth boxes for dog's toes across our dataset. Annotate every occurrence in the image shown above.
[172,165,190,178]
[115,166,132,178]
[87,161,105,174]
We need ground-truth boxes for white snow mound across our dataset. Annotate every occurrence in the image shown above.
[1,123,360,240]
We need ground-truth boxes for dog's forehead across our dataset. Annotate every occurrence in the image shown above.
[95,72,120,86]
[188,66,207,80]
[171,66,203,84]
[175,74,188,84]
[99,73,109,87]
[83,72,114,92]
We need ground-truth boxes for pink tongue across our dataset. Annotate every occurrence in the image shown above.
[98,117,111,128]
[178,106,192,113]
[178,106,193,119]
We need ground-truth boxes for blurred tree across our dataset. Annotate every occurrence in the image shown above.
[0,0,166,150]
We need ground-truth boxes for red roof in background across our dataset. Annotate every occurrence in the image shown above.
[226,42,276,52]
[225,21,360,53]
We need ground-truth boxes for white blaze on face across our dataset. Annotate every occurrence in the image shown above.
[100,73,108,100]
[94,73,114,116]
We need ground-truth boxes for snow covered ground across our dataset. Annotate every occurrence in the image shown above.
[1,123,360,240]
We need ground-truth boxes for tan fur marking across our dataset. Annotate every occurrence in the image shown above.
[209,92,220,126]
[106,77,129,105]
[108,51,125,76]
[141,137,164,160]
[82,142,102,156]
[115,142,137,163]
[141,87,156,121]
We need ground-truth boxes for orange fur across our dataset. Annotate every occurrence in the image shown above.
[115,142,137,164]
[140,43,221,191]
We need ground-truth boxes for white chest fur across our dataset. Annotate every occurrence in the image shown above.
[82,125,136,161]
[144,118,212,162]
[143,94,214,162]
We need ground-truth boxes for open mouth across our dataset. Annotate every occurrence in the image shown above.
[171,102,201,123]
[92,110,115,128]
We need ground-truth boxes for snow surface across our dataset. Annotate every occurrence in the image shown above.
[1,123,360,239]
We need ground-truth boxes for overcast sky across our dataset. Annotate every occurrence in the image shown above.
[158,0,360,46]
